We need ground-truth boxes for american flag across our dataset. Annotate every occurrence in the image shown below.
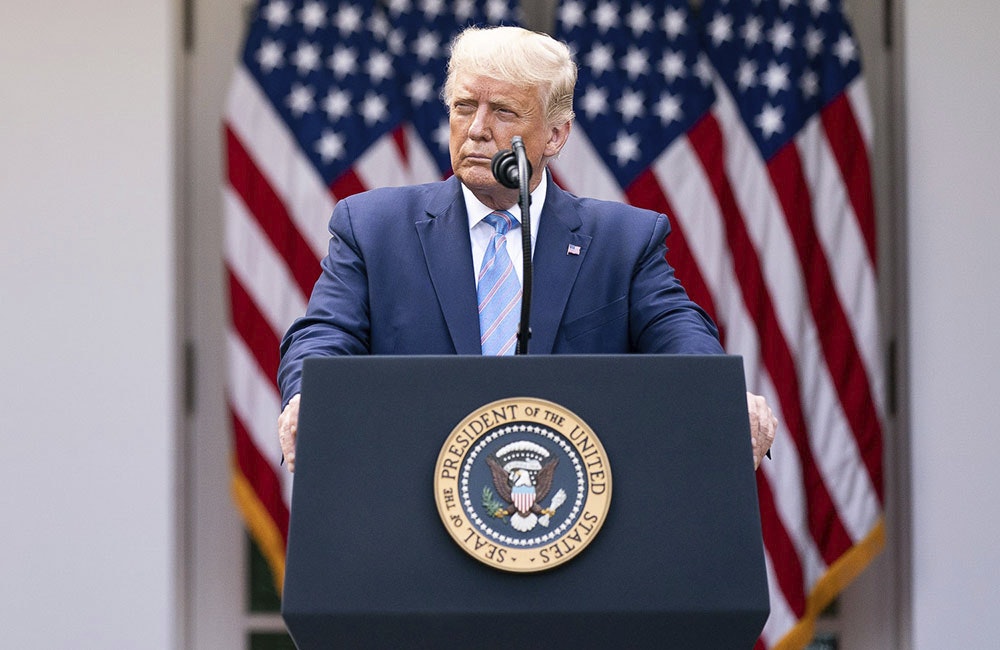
[224,0,884,646]
[552,0,884,646]
[223,0,520,595]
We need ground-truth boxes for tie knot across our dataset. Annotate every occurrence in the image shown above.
[484,210,518,236]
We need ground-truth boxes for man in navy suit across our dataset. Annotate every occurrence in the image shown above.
[277,26,776,471]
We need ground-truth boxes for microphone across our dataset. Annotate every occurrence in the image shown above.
[491,147,533,189]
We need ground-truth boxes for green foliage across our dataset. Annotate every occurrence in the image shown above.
[482,486,507,520]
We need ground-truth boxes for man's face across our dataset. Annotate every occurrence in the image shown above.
[448,71,570,207]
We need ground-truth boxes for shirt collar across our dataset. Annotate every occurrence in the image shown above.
[462,168,548,233]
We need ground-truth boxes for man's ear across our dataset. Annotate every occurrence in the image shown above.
[544,120,572,158]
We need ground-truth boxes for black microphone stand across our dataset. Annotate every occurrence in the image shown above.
[510,137,532,355]
[490,137,533,355]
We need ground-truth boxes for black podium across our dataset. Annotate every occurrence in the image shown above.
[283,355,768,648]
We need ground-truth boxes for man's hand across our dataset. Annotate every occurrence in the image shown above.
[747,392,777,470]
[278,394,301,473]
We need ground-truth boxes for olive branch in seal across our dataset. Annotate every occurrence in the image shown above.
[482,486,507,521]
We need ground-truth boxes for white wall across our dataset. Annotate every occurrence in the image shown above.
[905,2,1000,648]
[0,2,179,648]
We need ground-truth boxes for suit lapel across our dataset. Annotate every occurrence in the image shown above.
[414,175,589,355]
[415,177,483,355]
[529,176,591,354]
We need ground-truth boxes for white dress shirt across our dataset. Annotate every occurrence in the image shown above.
[462,169,548,287]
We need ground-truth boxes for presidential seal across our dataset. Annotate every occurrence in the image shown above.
[434,397,612,573]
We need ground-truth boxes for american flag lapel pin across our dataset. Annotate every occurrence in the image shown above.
[567,244,581,256]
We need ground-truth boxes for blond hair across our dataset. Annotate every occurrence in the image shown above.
[443,26,577,126]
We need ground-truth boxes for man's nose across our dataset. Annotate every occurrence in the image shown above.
[467,105,493,140]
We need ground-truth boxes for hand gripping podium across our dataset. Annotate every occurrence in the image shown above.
[282,355,769,648]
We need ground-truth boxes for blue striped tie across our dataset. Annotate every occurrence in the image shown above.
[477,210,522,356]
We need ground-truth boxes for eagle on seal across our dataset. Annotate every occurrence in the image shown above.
[486,454,559,532]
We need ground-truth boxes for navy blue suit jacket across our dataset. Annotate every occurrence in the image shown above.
[278,174,723,403]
